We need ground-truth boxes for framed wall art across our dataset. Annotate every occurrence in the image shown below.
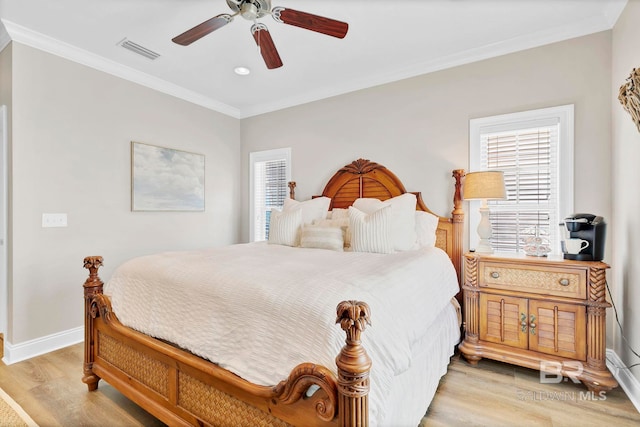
[131,141,205,211]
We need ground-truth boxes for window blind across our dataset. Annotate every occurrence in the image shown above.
[253,158,288,241]
[481,120,560,252]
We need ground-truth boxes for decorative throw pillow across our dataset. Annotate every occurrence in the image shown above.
[348,206,393,254]
[313,217,351,248]
[415,211,439,248]
[300,225,344,251]
[283,197,331,225]
[268,209,302,247]
[353,193,417,251]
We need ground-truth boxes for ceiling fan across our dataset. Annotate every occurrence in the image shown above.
[172,0,349,70]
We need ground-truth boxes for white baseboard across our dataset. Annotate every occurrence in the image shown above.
[2,326,84,365]
[607,348,640,412]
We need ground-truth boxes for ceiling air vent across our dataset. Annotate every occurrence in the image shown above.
[118,38,160,60]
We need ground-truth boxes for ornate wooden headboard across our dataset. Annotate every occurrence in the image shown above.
[289,159,465,285]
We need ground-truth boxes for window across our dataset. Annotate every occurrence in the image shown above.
[469,105,574,254]
[249,148,291,242]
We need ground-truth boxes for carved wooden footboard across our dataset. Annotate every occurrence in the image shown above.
[81,159,465,426]
[83,256,372,427]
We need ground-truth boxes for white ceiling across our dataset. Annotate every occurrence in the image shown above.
[0,0,628,118]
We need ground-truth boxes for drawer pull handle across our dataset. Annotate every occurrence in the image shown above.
[554,306,559,352]
[500,299,505,342]
[490,271,500,279]
[530,314,537,335]
[520,313,527,333]
[558,278,570,286]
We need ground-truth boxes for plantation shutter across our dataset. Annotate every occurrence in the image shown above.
[253,157,288,241]
[480,118,560,252]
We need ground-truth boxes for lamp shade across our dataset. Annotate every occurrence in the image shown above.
[463,171,506,200]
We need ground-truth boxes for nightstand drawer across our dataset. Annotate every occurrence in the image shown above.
[479,262,587,299]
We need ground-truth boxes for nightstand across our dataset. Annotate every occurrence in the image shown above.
[459,252,618,392]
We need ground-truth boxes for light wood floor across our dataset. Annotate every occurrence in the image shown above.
[423,353,640,427]
[0,343,638,426]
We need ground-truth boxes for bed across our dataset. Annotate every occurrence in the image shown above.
[82,158,465,427]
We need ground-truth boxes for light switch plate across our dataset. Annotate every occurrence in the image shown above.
[42,213,67,228]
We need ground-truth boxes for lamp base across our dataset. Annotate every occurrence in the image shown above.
[475,204,494,254]
[475,238,494,254]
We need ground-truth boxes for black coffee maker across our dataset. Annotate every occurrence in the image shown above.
[561,213,606,261]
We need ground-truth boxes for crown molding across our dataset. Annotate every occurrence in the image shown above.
[1,19,241,119]
[240,7,625,118]
[0,21,11,52]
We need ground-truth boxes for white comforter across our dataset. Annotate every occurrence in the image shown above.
[105,242,460,426]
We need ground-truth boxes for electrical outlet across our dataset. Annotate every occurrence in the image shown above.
[42,213,67,228]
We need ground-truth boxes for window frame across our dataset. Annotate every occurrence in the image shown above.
[249,147,292,242]
[469,104,574,254]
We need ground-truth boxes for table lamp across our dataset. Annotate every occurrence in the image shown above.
[463,171,507,253]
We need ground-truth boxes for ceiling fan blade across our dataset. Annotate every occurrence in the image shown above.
[272,7,348,39]
[251,24,283,70]
[172,14,233,46]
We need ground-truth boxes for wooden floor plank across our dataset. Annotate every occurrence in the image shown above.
[0,344,638,426]
[423,354,640,427]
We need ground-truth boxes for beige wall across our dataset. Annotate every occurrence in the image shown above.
[612,0,640,392]
[240,31,613,247]
[6,43,241,344]
[0,43,12,339]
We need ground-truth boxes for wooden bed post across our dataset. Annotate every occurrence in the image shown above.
[335,301,372,427]
[288,181,296,199]
[82,256,103,391]
[452,169,465,287]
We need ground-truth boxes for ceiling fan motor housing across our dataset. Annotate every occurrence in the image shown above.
[227,0,271,20]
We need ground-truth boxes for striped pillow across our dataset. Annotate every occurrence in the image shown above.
[312,217,351,248]
[348,206,393,254]
[268,209,302,246]
[300,225,344,251]
[353,193,417,251]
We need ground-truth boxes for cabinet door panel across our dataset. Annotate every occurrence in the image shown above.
[529,300,586,360]
[479,294,528,349]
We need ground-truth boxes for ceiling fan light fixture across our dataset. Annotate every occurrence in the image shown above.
[240,2,260,20]
[234,66,251,75]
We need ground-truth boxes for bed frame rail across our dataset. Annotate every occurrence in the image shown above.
[82,256,372,427]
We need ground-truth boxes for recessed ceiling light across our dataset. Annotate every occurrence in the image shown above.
[234,66,251,76]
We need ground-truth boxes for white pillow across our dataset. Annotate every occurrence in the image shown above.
[330,208,349,219]
[268,209,302,247]
[300,225,344,251]
[353,193,417,251]
[283,197,331,225]
[415,211,439,248]
[348,206,393,254]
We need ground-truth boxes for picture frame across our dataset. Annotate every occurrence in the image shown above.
[131,141,205,211]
